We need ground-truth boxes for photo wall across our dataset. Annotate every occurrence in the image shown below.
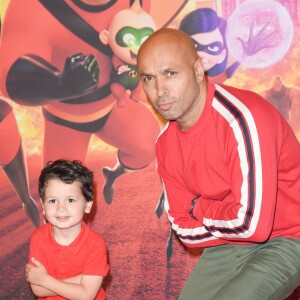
[0,0,299,299]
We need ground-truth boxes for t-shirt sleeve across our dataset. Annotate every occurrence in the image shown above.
[29,227,47,266]
[82,232,109,276]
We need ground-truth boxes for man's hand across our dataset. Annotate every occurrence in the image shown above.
[26,257,49,286]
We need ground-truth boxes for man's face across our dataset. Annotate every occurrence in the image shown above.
[138,41,203,129]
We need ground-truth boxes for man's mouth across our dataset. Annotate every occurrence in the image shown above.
[158,102,174,111]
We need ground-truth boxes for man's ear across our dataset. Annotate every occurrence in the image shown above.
[85,201,93,213]
[194,58,204,83]
[99,30,109,45]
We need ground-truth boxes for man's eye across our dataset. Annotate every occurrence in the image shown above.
[167,71,176,77]
[143,76,152,82]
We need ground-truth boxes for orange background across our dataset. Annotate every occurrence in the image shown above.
[0,1,299,299]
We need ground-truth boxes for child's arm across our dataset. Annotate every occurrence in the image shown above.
[26,258,103,299]
[28,273,82,297]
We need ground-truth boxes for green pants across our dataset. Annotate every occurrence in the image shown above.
[179,237,300,300]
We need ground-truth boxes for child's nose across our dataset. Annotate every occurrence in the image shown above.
[57,202,67,211]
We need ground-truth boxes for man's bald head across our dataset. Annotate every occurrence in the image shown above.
[136,28,207,130]
[137,28,198,67]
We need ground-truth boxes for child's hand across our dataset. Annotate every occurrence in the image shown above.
[26,258,48,285]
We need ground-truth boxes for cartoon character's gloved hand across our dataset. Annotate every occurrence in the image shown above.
[6,53,100,105]
[237,19,277,56]
[61,53,100,98]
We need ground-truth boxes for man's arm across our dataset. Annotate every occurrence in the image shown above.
[159,88,283,247]
[157,156,226,248]
[192,88,284,243]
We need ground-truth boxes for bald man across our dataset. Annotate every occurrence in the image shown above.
[137,28,300,300]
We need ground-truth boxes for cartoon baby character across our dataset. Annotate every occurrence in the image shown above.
[99,0,156,107]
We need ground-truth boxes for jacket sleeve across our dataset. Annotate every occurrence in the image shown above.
[157,87,290,248]
[193,87,284,243]
[156,134,227,248]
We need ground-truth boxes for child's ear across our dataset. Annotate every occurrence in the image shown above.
[99,30,109,45]
[85,201,93,214]
[41,200,46,215]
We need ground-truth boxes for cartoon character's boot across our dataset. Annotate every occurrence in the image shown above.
[154,192,174,260]
[155,192,165,218]
[102,158,132,205]
[3,145,40,227]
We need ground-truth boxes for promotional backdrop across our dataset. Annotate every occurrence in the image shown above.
[0,0,299,299]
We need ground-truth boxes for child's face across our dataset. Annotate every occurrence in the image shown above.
[42,179,92,233]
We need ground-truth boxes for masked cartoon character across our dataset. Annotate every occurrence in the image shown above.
[99,0,156,107]
[98,1,160,203]
[0,0,160,205]
[179,8,276,84]
[0,0,40,227]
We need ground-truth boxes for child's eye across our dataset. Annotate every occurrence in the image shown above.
[48,199,56,204]
[68,198,76,203]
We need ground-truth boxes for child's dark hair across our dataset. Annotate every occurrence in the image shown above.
[39,159,94,202]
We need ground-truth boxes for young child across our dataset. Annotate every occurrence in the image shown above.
[26,159,109,299]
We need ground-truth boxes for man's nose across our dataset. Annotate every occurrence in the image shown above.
[156,80,168,97]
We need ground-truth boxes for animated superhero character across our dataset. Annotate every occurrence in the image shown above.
[0,0,40,227]
[260,75,300,138]
[0,99,40,227]
[99,0,156,107]
[0,0,160,206]
[98,1,158,203]
[178,8,276,84]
